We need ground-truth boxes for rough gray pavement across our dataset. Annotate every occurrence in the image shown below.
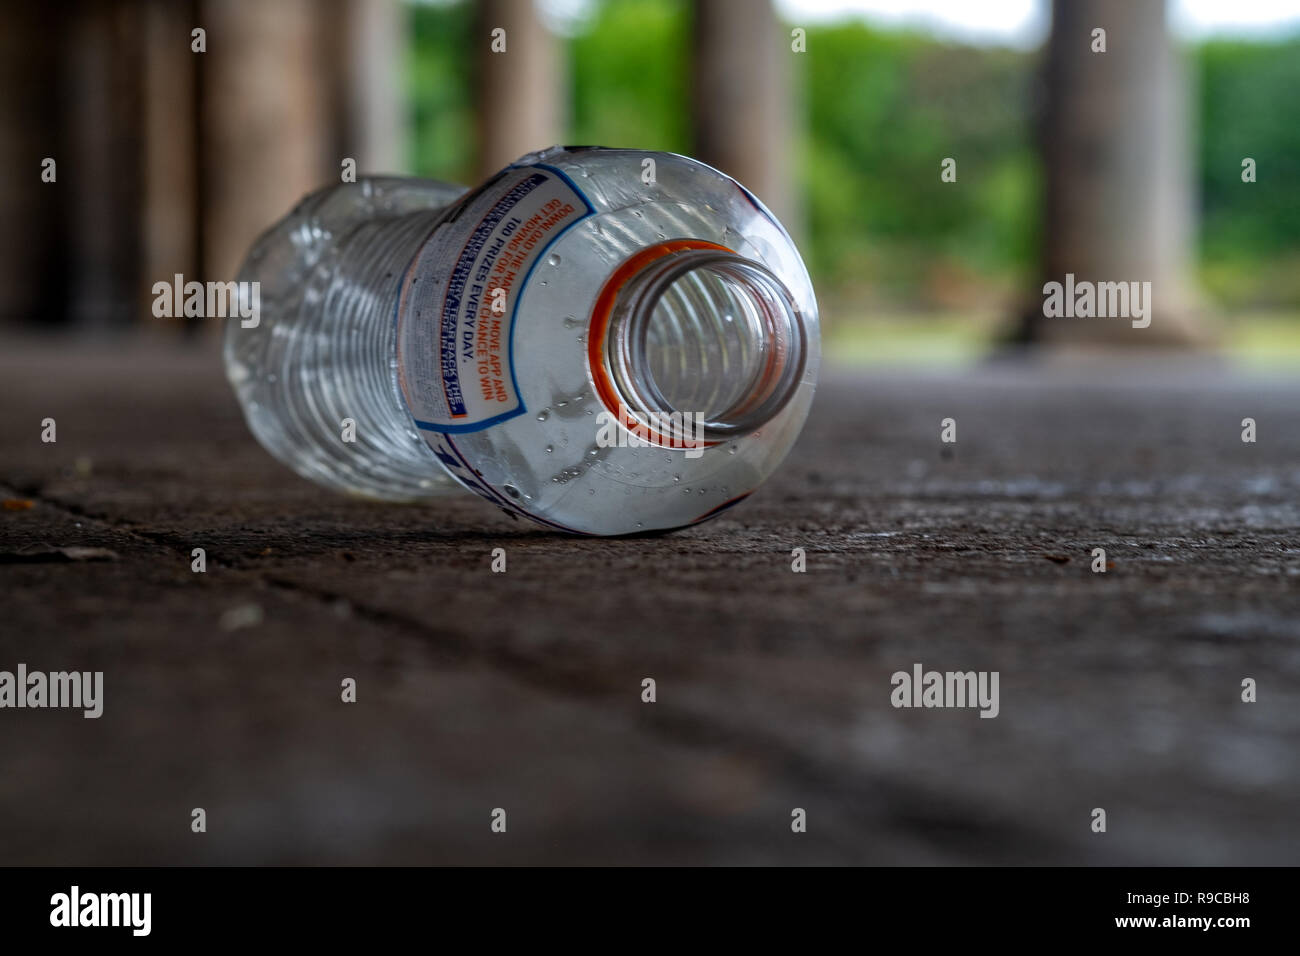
[1,337,1297,865]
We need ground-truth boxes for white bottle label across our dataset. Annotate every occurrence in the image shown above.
[395,164,593,433]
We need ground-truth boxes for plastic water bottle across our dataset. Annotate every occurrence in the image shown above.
[224,146,819,535]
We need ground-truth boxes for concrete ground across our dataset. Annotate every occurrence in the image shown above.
[1,336,1297,865]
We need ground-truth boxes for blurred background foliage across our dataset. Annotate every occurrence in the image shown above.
[1196,37,1300,308]
[408,0,1299,358]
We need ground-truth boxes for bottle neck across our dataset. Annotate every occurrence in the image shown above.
[603,249,807,442]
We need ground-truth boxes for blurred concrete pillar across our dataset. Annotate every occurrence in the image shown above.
[692,0,796,230]
[199,0,334,283]
[474,0,562,179]
[142,0,200,328]
[1017,0,1209,347]
[326,0,408,174]
[65,0,146,330]
[0,3,69,324]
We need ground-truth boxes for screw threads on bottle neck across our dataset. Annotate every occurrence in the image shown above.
[604,249,807,442]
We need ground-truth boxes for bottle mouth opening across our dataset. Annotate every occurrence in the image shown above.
[606,249,807,442]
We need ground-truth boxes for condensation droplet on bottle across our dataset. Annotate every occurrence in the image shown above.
[548,253,561,266]
[672,475,680,482]
[556,400,568,408]
[545,445,553,454]
[503,484,521,500]
[586,447,599,458]
[563,316,578,329]
[537,409,549,421]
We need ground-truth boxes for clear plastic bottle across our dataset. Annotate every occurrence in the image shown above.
[224,146,819,535]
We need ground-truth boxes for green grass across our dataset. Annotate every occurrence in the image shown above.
[1224,313,1300,368]
[824,311,1300,368]
[824,311,1002,366]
